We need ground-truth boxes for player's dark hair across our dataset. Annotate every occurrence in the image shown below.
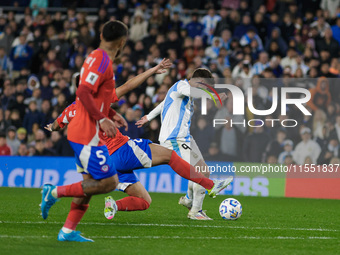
[102,21,128,42]
[191,68,214,86]
[191,68,213,79]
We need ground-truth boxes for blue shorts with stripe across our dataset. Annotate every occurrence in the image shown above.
[111,139,153,186]
[69,141,117,180]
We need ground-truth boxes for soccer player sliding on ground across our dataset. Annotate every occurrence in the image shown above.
[40,21,129,242]
[46,66,232,225]
[136,68,229,220]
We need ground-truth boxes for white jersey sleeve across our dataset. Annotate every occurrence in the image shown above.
[146,100,164,121]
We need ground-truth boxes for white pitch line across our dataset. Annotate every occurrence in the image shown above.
[0,235,336,240]
[0,221,338,232]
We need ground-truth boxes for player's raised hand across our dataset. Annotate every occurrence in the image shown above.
[100,118,117,138]
[113,113,128,131]
[44,123,53,132]
[154,58,172,74]
[136,116,149,128]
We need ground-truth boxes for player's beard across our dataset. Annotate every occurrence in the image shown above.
[113,49,122,64]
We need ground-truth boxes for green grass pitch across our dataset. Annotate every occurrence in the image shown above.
[0,187,339,255]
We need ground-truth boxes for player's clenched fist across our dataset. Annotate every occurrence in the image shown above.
[100,118,117,138]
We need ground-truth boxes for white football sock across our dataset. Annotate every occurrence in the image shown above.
[191,183,206,212]
[185,181,194,200]
[61,227,73,233]
[51,188,58,198]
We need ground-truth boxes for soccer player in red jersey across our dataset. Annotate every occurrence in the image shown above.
[40,21,129,242]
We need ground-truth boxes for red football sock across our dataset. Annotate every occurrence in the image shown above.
[116,197,150,211]
[57,182,86,198]
[168,151,214,190]
[63,202,89,230]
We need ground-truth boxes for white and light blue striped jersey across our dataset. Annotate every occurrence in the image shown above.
[147,79,194,143]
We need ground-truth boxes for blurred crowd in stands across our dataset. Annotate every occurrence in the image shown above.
[0,0,340,166]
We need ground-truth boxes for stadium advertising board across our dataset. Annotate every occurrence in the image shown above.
[1,157,339,199]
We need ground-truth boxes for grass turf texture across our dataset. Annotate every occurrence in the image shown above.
[0,187,339,255]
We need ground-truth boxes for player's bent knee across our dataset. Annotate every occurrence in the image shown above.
[143,195,152,205]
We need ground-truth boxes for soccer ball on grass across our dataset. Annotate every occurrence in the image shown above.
[219,198,242,220]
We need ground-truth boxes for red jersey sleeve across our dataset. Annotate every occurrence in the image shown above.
[112,87,119,103]
[79,50,111,93]
[56,102,76,128]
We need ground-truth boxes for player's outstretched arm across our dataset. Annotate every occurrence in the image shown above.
[136,100,164,128]
[44,120,61,132]
[115,58,171,99]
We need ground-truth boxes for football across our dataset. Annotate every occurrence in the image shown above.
[219,198,242,220]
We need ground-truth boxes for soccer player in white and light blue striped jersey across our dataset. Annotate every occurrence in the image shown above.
[136,68,230,220]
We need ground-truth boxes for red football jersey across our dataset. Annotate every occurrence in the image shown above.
[67,48,115,146]
[56,101,76,128]
[59,91,129,154]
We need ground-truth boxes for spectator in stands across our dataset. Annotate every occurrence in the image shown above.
[120,108,144,139]
[307,77,331,112]
[23,101,43,134]
[310,15,330,37]
[252,51,269,75]
[33,138,55,156]
[233,13,254,39]
[214,8,231,36]
[0,26,15,55]
[218,116,240,162]
[30,0,48,17]
[243,124,270,162]
[330,115,340,142]
[281,47,297,68]
[6,125,20,155]
[316,28,340,58]
[192,116,214,155]
[10,34,33,78]
[240,28,263,51]
[0,132,11,155]
[0,46,11,76]
[264,129,286,160]
[278,140,294,164]
[317,134,340,164]
[130,10,148,43]
[17,143,28,156]
[320,0,340,18]
[265,27,288,57]
[293,127,321,165]
[17,127,27,143]
[201,8,221,43]
[331,15,340,44]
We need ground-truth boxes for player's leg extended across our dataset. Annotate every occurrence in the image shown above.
[150,142,232,198]
[149,143,212,188]
[57,174,93,242]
